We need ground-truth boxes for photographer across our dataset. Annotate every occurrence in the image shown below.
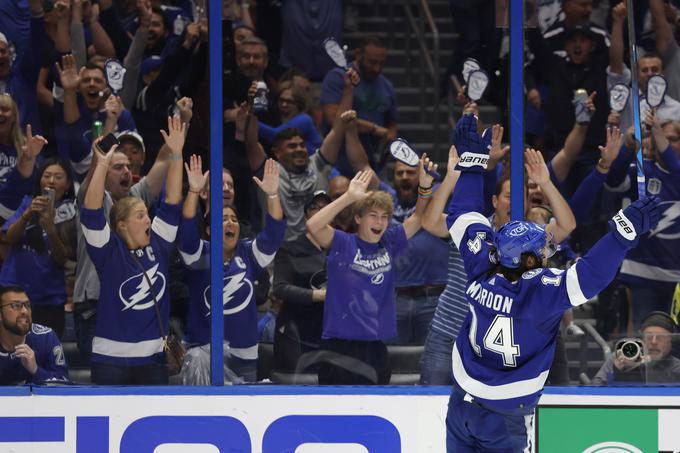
[592,312,680,385]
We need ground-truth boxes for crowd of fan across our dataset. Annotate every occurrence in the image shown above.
[0,0,679,386]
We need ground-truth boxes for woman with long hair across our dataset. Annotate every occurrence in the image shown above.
[80,117,185,385]
[178,155,285,383]
[0,156,76,338]
[0,94,31,184]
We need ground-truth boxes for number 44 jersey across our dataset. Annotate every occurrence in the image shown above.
[448,213,616,413]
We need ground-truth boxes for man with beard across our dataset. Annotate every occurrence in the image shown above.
[245,69,370,243]
[383,161,448,345]
[0,285,69,384]
[321,36,398,176]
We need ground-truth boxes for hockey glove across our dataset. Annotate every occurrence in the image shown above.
[454,112,491,173]
[609,196,662,246]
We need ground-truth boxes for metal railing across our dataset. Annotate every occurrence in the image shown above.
[399,0,442,159]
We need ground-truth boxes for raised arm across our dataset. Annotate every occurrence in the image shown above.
[16,125,47,179]
[83,138,116,209]
[306,170,372,249]
[69,0,87,67]
[55,54,82,125]
[341,110,379,188]
[120,0,151,109]
[160,116,187,205]
[650,0,675,55]
[525,148,576,243]
[422,145,460,238]
[86,4,116,58]
[53,0,72,54]
[252,159,283,221]
[402,154,437,239]
[550,93,595,183]
[609,2,626,75]
[318,68,359,165]
[182,154,209,220]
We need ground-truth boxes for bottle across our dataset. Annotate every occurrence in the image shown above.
[252,81,269,114]
[92,120,103,140]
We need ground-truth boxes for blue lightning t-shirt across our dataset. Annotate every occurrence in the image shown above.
[323,226,408,341]
[80,201,181,366]
[447,172,632,412]
[178,214,286,359]
[0,324,69,384]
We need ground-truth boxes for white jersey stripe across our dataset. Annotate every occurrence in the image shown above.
[81,222,110,248]
[566,265,588,307]
[621,259,680,282]
[229,344,258,360]
[251,239,276,268]
[152,216,178,243]
[449,212,491,249]
[451,344,549,400]
[92,336,164,358]
[179,240,204,266]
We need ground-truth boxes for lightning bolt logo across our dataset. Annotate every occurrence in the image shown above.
[649,201,680,240]
[119,263,167,310]
[202,272,253,316]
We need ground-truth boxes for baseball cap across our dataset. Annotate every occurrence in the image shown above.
[304,190,331,211]
[116,130,146,153]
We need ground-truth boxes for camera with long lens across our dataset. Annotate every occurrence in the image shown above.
[615,338,644,362]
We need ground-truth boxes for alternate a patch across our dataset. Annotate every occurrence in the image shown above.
[647,178,662,195]
[521,269,542,279]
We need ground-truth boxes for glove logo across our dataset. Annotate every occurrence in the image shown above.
[613,211,636,241]
[457,152,489,169]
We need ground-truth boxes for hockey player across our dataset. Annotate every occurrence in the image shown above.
[80,117,185,385]
[444,113,661,452]
[178,155,285,383]
[0,284,68,384]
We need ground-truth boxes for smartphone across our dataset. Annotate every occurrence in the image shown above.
[98,133,120,154]
[42,187,55,212]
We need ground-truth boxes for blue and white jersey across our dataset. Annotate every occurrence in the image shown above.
[323,226,408,341]
[178,214,285,359]
[0,143,18,186]
[0,324,69,384]
[619,158,680,286]
[80,201,181,366]
[447,172,632,412]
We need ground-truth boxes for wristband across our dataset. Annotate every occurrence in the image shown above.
[188,189,201,194]
[418,184,433,191]
[268,193,279,199]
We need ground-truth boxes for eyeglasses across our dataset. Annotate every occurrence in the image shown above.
[1,301,31,311]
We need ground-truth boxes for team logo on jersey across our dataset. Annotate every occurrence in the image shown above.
[581,441,642,453]
[202,272,253,316]
[647,177,662,195]
[371,273,385,285]
[507,223,528,237]
[649,201,680,239]
[119,263,167,311]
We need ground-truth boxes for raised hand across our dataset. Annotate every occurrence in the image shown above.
[54,0,71,22]
[184,154,209,193]
[21,124,48,161]
[176,96,194,124]
[92,135,117,167]
[343,67,360,87]
[340,110,357,124]
[585,91,597,115]
[489,124,509,163]
[56,54,82,91]
[183,22,200,49]
[598,126,623,166]
[524,148,550,185]
[419,153,438,188]
[160,115,187,155]
[252,158,280,196]
[137,0,152,27]
[105,95,123,121]
[347,170,373,201]
[447,145,459,174]
[612,2,627,23]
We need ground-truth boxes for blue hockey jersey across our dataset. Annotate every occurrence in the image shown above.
[616,153,680,286]
[0,323,68,384]
[446,172,633,412]
[178,214,285,359]
[80,201,181,366]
